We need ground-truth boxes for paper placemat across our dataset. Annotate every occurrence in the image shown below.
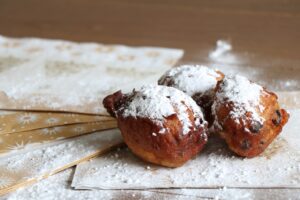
[72,110,300,189]
[0,111,113,135]
[3,168,300,200]
[0,35,183,114]
[0,129,123,195]
[0,120,117,156]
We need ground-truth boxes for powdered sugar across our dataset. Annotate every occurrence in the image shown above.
[0,168,249,200]
[6,168,300,200]
[0,35,183,114]
[213,75,265,129]
[3,169,155,200]
[72,110,300,189]
[209,40,240,65]
[158,65,222,97]
[6,167,300,200]
[0,129,123,193]
[121,85,205,135]
[209,40,232,61]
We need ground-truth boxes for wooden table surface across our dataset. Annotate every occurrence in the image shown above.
[0,0,300,199]
[0,0,299,60]
[1,0,300,91]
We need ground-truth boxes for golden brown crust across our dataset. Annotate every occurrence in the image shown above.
[214,84,289,158]
[103,88,208,167]
[117,109,207,167]
[103,90,128,118]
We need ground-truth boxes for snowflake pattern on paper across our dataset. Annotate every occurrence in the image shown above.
[73,126,86,134]
[7,141,29,151]
[63,113,79,118]
[17,113,38,125]
[45,117,60,125]
[41,127,62,135]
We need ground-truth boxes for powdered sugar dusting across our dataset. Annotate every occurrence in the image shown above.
[159,65,222,96]
[4,111,300,199]
[0,129,123,192]
[6,167,300,200]
[72,111,300,189]
[0,35,183,114]
[209,40,232,60]
[212,75,265,129]
[209,40,239,65]
[121,85,205,135]
[3,168,256,200]
[3,169,156,200]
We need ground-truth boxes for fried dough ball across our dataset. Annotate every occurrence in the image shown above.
[158,65,224,127]
[103,85,208,167]
[212,75,289,158]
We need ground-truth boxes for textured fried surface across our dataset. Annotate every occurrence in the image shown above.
[103,88,208,167]
[213,82,289,158]
[117,110,207,167]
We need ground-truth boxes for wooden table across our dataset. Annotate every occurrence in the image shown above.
[1,0,300,91]
[0,1,299,199]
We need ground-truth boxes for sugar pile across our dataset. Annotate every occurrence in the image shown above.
[209,40,238,64]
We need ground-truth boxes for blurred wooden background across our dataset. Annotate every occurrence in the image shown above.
[0,0,299,90]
